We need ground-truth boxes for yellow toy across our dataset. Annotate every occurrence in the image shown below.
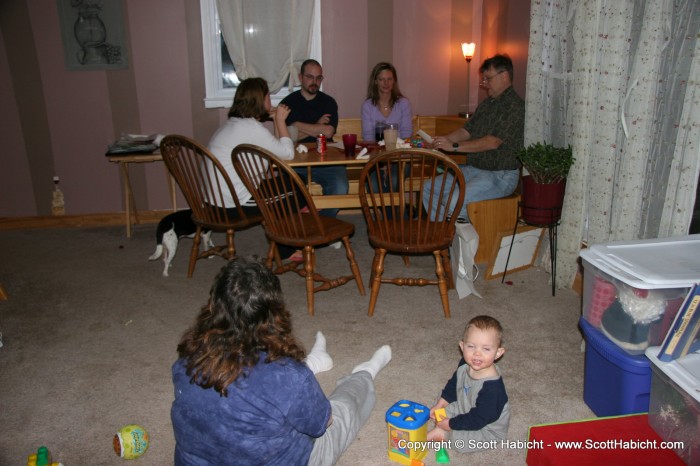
[434,408,447,422]
[113,424,149,460]
[385,400,430,465]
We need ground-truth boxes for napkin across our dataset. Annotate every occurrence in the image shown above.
[396,138,412,149]
[356,148,369,159]
[296,144,308,153]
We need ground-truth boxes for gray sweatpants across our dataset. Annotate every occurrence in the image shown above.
[308,371,376,466]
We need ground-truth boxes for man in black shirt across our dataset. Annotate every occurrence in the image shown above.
[281,59,348,219]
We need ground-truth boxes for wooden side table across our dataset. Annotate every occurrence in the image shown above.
[107,153,177,237]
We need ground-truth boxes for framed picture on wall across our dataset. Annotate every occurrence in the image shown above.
[57,0,128,71]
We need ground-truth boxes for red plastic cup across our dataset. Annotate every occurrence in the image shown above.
[342,134,357,157]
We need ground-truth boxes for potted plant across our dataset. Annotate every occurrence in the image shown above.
[517,143,574,225]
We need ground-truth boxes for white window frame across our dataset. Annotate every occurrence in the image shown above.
[200,0,322,109]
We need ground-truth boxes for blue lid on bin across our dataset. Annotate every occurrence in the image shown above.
[386,400,430,429]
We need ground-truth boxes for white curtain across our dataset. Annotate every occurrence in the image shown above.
[526,0,700,288]
[216,0,315,93]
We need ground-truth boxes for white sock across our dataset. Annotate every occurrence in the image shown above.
[352,345,392,380]
[304,331,333,374]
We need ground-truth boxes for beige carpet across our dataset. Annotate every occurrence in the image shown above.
[0,214,592,465]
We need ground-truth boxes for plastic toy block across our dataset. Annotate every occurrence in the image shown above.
[436,447,450,463]
[36,446,50,466]
[434,408,447,422]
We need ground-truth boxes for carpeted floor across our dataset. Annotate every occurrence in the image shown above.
[0,214,592,465]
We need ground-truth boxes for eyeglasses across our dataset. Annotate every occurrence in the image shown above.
[303,74,324,83]
[480,70,505,84]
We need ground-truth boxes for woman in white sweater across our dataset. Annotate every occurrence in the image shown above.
[208,77,295,208]
[207,77,300,260]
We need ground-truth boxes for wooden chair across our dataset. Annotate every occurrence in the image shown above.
[358,148,466,318]
[231,144,365,316]
[159,135,262,277]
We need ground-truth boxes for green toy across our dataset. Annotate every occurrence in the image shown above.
[435,447,450,463]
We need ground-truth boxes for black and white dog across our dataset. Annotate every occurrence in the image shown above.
[148,210,213,277]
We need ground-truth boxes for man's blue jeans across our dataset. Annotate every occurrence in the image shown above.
[422,166,520,221]
[294,166,349,218]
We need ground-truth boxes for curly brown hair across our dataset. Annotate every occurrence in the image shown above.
[177,257,305,396]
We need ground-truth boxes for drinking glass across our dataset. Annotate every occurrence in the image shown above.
[342,134,357,157]
[374,122,388,142]
[383,124,398,151]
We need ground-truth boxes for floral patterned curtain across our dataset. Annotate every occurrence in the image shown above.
[526,0,700,288]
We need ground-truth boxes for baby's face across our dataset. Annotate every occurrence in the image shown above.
[459,327,504,377]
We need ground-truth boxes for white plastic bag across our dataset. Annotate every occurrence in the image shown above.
[449,222,482,299]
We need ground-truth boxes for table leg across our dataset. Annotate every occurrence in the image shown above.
[119,162,133,238]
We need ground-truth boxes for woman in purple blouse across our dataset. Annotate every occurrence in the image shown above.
[361,62,413,142]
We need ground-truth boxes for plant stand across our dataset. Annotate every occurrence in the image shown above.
[502,202,560,296]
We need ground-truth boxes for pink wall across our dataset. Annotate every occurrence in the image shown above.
[0,0,530,218]
[393,0,454,116]
[0,15,34,216]
[320,0,369,118]
[127,1,194,209]
[29,0,119,214]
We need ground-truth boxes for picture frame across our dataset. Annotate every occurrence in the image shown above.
[57,0,128,71]
[485,225,544,280]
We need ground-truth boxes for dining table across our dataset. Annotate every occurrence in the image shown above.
[285,141,466,210]
[285,141,381,210]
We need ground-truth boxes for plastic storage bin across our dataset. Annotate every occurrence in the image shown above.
[580,235,700,355]
[386,400,430,465]
[580,318,651,416]
[646,347,700,465]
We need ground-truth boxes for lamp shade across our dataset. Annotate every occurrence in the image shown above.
[461,42,475,62]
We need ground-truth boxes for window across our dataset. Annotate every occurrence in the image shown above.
[200,0,322,109]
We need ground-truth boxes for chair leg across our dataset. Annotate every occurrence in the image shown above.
[434,250,451,318]
[304,246,315,316]
[226,228,236,260]
[266,242,278,270]
[402,255,411,267]
[187,227,202,278]
[368,249,387,317]
[342,237,365,295]
[441,249,455,290]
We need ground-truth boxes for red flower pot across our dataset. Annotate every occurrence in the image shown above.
[520,176,566,225]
